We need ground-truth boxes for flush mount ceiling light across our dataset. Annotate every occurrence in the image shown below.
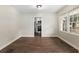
[36,5,42,8]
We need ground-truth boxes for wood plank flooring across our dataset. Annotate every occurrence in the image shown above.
[0,37,78,53]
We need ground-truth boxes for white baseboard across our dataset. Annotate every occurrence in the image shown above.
[58,35,79,51]
[0,35,21,50]
[20,35,34,37]
[21,35,58,37]
[42,35,58,37]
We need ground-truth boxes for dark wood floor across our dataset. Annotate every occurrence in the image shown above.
[0,37,78,53]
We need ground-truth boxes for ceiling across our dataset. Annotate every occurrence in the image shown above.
[12,5,64,13]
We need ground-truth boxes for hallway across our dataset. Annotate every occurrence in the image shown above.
[0,37,77,53]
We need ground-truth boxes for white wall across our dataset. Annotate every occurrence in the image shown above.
[57,5,79,50]
[0,6,19,50]
[38,13,58,37]
[19,13,58,37]
[18,13,34,37]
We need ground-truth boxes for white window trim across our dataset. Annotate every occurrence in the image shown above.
[59,7,79,34]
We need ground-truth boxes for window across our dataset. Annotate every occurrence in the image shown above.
[61,9,79,34]
[62,17,67,31]
[69,14,79,33]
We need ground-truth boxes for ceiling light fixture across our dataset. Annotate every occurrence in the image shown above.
[36,5,42,8]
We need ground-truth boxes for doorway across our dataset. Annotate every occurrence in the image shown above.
[34,17,42,37]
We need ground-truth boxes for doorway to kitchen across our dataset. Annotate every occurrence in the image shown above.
[34,17,42,37]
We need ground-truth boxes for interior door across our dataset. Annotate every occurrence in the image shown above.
[34,17,42,37]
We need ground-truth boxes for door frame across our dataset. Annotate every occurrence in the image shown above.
[34,17,42,37]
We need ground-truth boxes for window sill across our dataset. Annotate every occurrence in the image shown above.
[60,31,79,36]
